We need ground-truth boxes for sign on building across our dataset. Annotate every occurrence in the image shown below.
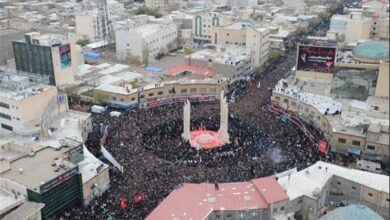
[59,44,72,69]
[296,45,337,73]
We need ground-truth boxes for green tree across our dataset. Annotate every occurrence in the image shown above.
[269,50,283,64]
[295,27,308,36]
[184,48,193,56]
[319,12,331,22]
[76,38,90,47]
[142,47,149,66]
[94,92,106,104]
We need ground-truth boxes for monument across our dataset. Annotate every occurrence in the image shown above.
[182,91,230,150]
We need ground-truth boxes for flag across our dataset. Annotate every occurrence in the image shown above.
[133,193,146,204]
[120,198,127,210]
[318,140,327,154]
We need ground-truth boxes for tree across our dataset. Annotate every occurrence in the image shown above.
[184,48,193,56]
[94,92,106,104]
[176,37,184,47]
[269,50,283,64]
[76,38,90,47]
[319,12,331,22]
[295,27,308,37]
[135,6,162,18]
[142,47,149,66]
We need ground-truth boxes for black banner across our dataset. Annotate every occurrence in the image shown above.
[297,45,336,73]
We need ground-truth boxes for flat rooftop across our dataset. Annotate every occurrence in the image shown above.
[0,146,76,192]
[278,161,390,200]
[189,45,251,65]
[146,176,287,220]
[165,64,216,77]
[225,21,254,30]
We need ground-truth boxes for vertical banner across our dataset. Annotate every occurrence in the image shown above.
[101,145,124,172]
[318,140,327,154]
[59,44,72,69]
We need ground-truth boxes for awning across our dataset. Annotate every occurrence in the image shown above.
[347,147,361,155]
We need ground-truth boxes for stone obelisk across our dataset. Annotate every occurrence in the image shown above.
[218,91,230,143]
[182,100,191,140]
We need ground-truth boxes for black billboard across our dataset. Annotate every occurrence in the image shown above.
[296,45,336,73]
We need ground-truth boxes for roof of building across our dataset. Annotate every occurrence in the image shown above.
[0,188,24,214]
[0,146,76,192]
[189,45,251,65]
[278,161,390,201]
[164,64,216,77]
[146,176,287,220]
[353,41,389,60]
[320,204,384,220]
[2,201,44,220]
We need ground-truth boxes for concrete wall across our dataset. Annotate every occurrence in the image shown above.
[82,166,110,206]
[75,14,98,42]
[375,62,389,98]
[296,70,334,81]
[329,132,366,154]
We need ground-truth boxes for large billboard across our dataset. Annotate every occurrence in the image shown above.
[297,45,336,73]
[59,44,71,69]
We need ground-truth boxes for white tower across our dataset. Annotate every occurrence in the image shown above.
[182,100,191,141]
[218,91,230,143]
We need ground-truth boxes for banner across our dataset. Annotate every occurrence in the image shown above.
[101,145,124,172]
[318,140,327,154]
[297,45,336,73]
[59,44,72,69]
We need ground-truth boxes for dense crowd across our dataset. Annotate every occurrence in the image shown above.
[56,8,361,219]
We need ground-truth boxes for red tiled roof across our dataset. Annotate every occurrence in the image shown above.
[164,64,216,77]
[146,176,288,220]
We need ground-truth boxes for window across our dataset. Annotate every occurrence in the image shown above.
[131,97,136,101]
[281,206,285,211]
[386,198,389,202]
[190,88,197,93]
[368,193,373,197]
[352,186,356,190]
[367,145,375,150]
[139,95,145,99]
[273,208,277,213]
[0,113,12,120]
[298,199,303,204]
[120,98,124,102]
[305,108,309,112]
[337,181,341,185]
[209,88,216,93]
[283,99,288,104]
[0,102,9,109]
[112,97,116,100]
[148,93,154,97]
[352,140,360,146]
[200,88,206,93]
[157,91,163,95]
[1,123,12,131]
[180,89,187,93]
[338,138,347,144]
[291,101,296,106]
[275,96,280,101]
[226,33,230,36]
[226,214,232,218]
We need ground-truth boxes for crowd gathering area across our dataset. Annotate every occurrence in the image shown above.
[58,50,356,220]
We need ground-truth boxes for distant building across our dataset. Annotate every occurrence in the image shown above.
[329,12,373,43]
[211,21,270,68]
[145,0,164,9]
[115,23,178,61]
[362,0,389,16]
[185,45,252,79]
[192,11,233,43]
[12,32,77,86]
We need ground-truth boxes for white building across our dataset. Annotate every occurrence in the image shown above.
[193,11,233,43]
[75,10,101,42]
[328,12,373,43]
[362,0,389,16]
[115,23,178,61]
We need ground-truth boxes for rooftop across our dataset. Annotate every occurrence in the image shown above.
[224,21,254,30]
[2,201,44,220]
[164,64,216,77]
[0,146,76,192]
[320,204,384,220]
[189,45,251,65]
[146,176,287,220]
[278,161,389,200]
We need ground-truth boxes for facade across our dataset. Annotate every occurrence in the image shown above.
[115,23,178,61]
[362,0,389,16]
[278,161,389,220]
[75,11,101,42]
[329,12,373,43]
[0,71,68,135]
[93,78,229,110]
[193,11,233,43]
[146,176,289,220]
[12,32,77,86]
[211,21,270,68]
[185,45,252,78]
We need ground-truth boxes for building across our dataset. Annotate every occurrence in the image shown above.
[193,11,233,43]
[146,176,289,220]
[0,145,84,219]
[320,204,384,220]
[271,40,390,162]
[362,0,389,16]
[115,23,178,61]
[278,161,389,220]
[328,12,373,43]
[185,45,252,79]
[211,21,270,68]
[75,10,105,43]
[93,78,229,109]
[12,32,77,86]
[145,0,164,9]
[0,70,68,135]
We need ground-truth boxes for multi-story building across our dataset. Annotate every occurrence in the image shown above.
[75,10,107,43]
[362,0,389,16]
[328,12,373,43]
[0,70,68,135]
[271,40,389,162]
[12,32,77,86]
[185,45,252,79]
[115,23,178,61]
[211,21,270,68]
[193,11,233,43]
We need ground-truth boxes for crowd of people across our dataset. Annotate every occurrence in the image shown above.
[56,10,360,219]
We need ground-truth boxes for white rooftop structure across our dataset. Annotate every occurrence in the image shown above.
[278,161,390,200]
[189,45,251,66]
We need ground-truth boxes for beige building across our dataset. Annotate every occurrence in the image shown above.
[329,12,373,43]
[362,0,390,16]
[211,21,270,68]
[0,72,68,135]
[192,10,233,42]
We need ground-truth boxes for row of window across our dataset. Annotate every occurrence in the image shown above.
[0,102,9,109]
[1,123,13,131]
[0,113,11,120]
[337,138,361,147]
